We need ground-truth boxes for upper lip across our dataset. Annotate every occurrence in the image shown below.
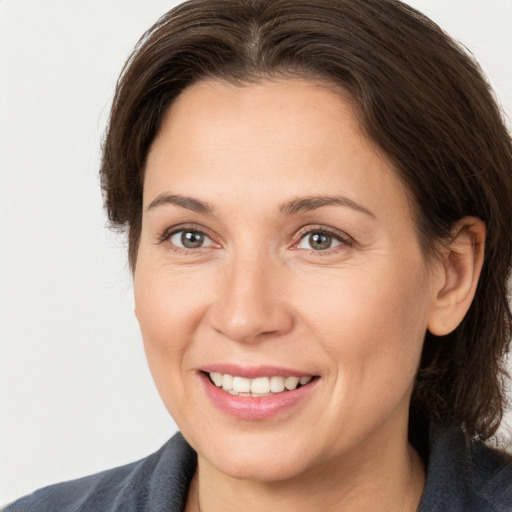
[200,364,317,379]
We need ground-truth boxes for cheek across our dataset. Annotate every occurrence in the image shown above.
[133,263,209,404]
[134,260,209,344]
[134,280,197,435]
[292,255,430,389]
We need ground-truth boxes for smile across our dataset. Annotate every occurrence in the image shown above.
[200,369,319,420]
[208,372,313,397]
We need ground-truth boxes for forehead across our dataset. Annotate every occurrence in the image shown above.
[144,78,410,222]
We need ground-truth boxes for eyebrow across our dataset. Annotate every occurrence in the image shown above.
[147,193,213,214]
[279,195,375,218]
[146,193,375,218]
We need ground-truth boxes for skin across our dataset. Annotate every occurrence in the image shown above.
[134,79,485,511]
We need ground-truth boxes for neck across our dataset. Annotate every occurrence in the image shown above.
[186,427,425,512]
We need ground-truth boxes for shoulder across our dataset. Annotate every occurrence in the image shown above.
[3,432,196,512]
[468,436,512,510]
[419,424,512,512]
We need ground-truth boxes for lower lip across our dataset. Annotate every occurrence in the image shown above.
[199,372,318,420]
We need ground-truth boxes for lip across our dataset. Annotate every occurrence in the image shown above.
[198,370,319,420]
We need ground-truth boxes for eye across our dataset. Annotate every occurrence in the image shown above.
[296,231,344,251]
[169,229,214,249]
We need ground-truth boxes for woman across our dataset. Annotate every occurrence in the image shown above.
[5,0,512,510]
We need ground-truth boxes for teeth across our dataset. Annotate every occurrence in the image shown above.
[285,376,300,390]
[232,376,251,393]
[210,372,223,387]
[208,372,314,396]
[251,377,270,394]
[270,376,285,392]
[222,374,233,391]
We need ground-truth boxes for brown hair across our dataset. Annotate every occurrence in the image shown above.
[100,0,512,448]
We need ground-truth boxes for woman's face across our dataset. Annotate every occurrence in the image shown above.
[135,79,440,481]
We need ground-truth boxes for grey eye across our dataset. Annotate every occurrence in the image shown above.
[170,230,212,249]
[297,232,342,251]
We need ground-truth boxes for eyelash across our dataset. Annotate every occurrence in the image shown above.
[157,224,353,255]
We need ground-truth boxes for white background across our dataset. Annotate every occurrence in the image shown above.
[1,0,511,506]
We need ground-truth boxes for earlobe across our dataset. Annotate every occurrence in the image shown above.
[427,217,485,336]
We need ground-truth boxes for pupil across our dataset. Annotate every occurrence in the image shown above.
[181,231,204,248]
[310,233,331,250]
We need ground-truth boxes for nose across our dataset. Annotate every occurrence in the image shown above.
[207,251,294,343]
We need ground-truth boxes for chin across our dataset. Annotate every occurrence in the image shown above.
[191,428,322,482]
[211,450,311,482]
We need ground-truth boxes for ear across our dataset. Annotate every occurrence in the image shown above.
[427,217,485,336]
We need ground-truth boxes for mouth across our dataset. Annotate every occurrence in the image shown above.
[206,371,315,397]
[198,367,319,420]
